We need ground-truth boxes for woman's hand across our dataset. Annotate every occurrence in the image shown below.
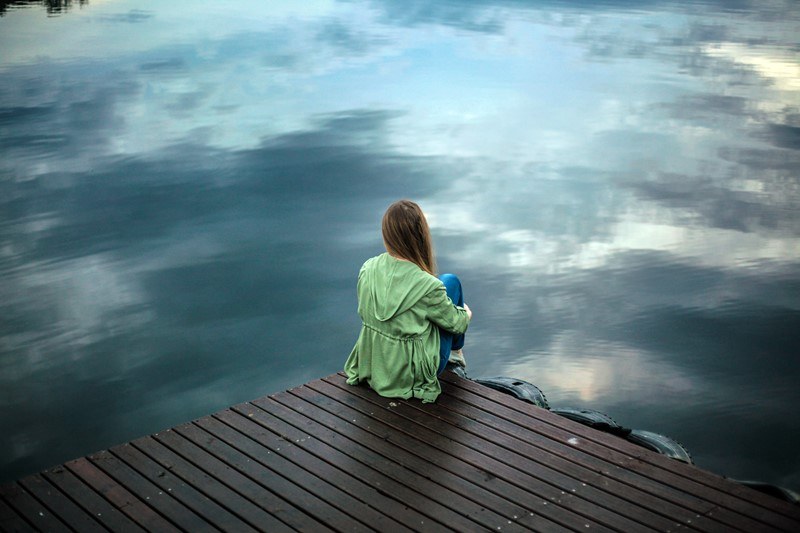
[464,303,472,320]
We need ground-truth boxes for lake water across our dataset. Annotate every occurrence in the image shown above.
[1,0,798,492]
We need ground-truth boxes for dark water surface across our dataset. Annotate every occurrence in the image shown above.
[1,0,799,489]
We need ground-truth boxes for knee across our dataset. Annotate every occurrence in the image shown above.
[439,273,462,293]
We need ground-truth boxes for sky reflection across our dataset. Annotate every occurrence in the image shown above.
[1,0,798,489]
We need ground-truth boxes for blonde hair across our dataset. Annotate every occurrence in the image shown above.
[382,199,436,275]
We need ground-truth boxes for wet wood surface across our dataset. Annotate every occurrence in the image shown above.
[2,371,799,532]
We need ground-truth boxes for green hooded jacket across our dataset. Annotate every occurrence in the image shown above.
[344,253,470,403]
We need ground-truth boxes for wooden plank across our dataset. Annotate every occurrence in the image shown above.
[277,387,550,533]
[363,375,754,533]
[271,384,607,532]
[214,406,444,530]
[18,474,105,532]
[110,441,257,533]
[65,456,180,532]
[87,449,212,531]
[42,465,146,533]
[234,398,499,532]
[179,416,376,532]
[0,489,37,532]
[253,394,557,532]
[153,425,331,532]
[446,372,800,523]
[433,392,752,533]
[436,378,721,508]
[2,371,798,532]
[303,378,663,533]
[322,375,715,532]
[197,412,411,532]
[131,435,292,532]
[0,481,70,532]
[306,379,641,532]
[440,372,800,531]
[432,388,773,533]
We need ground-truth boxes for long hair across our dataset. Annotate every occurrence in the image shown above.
[382,199,437,275]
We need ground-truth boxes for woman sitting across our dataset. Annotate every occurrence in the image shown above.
[344,199,472,403]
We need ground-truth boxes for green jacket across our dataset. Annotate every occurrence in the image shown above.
[344,253,470,403]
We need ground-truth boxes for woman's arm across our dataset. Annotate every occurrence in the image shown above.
[421,284,471,334]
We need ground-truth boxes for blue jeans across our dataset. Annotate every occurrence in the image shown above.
[437,273,466,375]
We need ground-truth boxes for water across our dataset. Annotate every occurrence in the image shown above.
[1,0,798,490]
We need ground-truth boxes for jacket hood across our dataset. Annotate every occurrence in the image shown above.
[360,253,440,321]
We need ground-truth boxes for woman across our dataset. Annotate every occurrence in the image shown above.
[344,199,472,403]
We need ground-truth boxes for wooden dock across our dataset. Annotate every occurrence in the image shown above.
[2,371,799,532]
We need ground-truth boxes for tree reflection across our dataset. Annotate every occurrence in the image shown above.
[0,0,88,17]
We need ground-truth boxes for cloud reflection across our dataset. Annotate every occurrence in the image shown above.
[0,102,454,478]
[97,9,153,24]
[0,0,798,489]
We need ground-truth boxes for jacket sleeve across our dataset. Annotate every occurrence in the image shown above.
[420,283,470,334]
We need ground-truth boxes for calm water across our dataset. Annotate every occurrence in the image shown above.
[1,0,798,490]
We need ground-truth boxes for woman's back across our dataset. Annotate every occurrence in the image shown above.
[357,253,442,339]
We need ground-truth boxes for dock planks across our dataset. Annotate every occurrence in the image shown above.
[2,372,799,532]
